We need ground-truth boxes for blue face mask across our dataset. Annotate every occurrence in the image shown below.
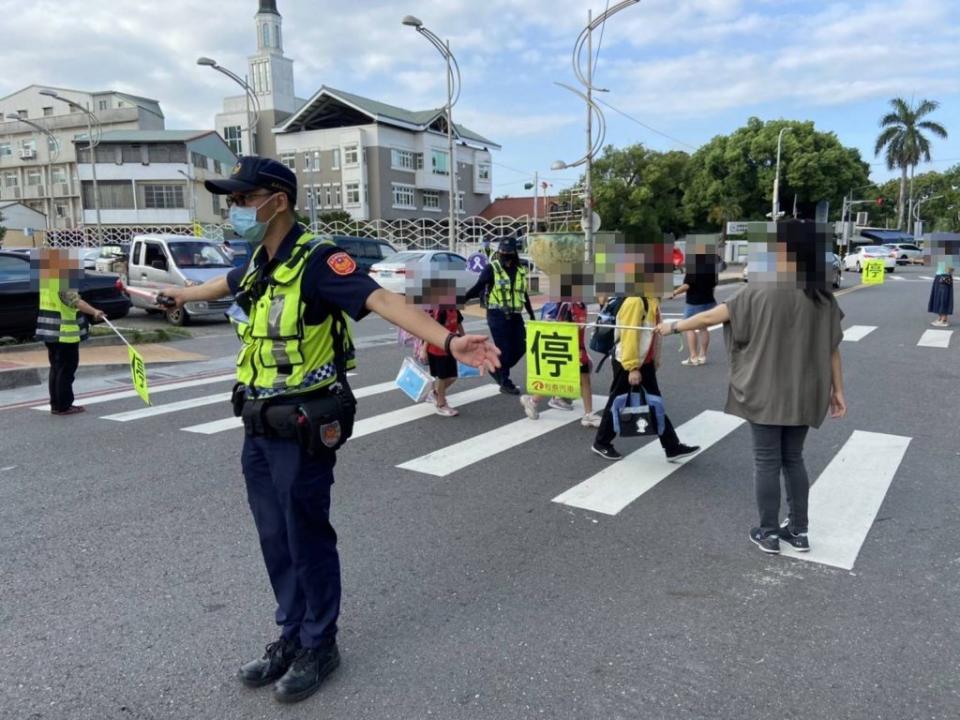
[229,194,278,245]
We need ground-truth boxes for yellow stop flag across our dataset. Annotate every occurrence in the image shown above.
[127,346,151,405]
[525,321,581,400]
[862,259,886,285]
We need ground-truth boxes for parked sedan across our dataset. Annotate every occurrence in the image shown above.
[0,250,131,342]
[369,250,475,295]
[842,245,896,273]
[883,243,923,265]
[741,253,843,289]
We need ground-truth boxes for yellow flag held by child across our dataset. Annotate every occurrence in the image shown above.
[525,321,581,400]
[127,346,151,406]
[862,259,886,285]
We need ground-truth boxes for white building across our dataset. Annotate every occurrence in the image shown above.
[74,130,236,227]
[0,85,165,229]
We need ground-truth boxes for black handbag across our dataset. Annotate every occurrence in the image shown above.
[617,387,658,437]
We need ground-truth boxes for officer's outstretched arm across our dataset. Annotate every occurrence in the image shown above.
[161,276,231,309]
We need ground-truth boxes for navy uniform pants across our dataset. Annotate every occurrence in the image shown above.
[486,309,525,386]
[46,341,79,412]
[241,435,340,649]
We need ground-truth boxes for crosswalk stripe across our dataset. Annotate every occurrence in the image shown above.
[784,430,910,570]
[917,329,952,348]
[31,372,237,411]
[102,393,230,421]
[919,275,934,280]
[397,395,607,477]
[842,325,877,342]
[351,385,500,439]
[552,410,745,515]
[889,275,905,281]
[180,380,402,435]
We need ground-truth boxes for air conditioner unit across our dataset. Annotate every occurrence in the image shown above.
[57,183,70,196]
[855,211,869,226]
[12,187,21,198]
[19,148,37,160]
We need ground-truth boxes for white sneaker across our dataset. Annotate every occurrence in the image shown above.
[580,413,601,428]
[548,397,574,411]
[696,355,706,366]
[520,394,540,420]
[681,357,698,367]
[435,404,459,417]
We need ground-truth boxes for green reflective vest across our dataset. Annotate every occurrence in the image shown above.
[486,260,527,313]
[37,276,85,344]
[233,233,356,397]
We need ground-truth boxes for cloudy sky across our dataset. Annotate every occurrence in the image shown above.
[3,0,958,198]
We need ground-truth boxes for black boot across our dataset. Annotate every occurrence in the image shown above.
[274,642,340,704]
[238,635,301,688]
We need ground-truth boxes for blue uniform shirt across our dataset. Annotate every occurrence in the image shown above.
[227,225,381,323]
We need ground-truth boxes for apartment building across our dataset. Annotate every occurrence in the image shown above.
[0,85,165,229]
[74,130,237,226]
[274,87,498,221]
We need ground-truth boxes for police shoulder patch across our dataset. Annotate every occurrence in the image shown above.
[327,252,357,276]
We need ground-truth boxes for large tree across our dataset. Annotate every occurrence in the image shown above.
[587,144,691,237]
[682,117,870,230]
[874,98,949,231]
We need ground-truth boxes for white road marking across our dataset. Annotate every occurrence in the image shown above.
[180,380,401,435]
[552,410,745,515]
[398,395,607,477]
[889,275,905,281]
[351,385,500,439]
[917,329,953,348]
[31,372,237,411]
[784,431,911,570]
[842,325,877,342]
[102,393,231,421]
[919,276,934,281]
[1,466,16,472]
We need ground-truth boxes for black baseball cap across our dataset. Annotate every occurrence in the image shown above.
[497,238,519,254]
[205,156,297,204]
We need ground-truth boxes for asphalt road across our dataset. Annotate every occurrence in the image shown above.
[1,266,958,720]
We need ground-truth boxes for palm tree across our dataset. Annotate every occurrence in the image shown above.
[874,98,948,232]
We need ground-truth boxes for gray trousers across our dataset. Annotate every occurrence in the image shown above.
[749,423,811,534]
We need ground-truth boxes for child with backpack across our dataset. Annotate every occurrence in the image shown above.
[519,300,600,427]
[414,279,465,417]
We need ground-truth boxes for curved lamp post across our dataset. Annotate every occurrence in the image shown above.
[772,127,791,221]
[197,56,261,157]
[6,113,61,230]
[553,0,640,262]
[39,89,102,243]
[402,15,462,252]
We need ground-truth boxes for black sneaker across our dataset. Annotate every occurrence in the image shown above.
[778,520,810,552]
[749,527,780,554]
[591,443,622,461]
[499,383,521,395]
[238,635,301,688]
[665,443,700,462]
[273,642,340,704]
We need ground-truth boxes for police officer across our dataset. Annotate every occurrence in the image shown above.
[161,157,499,705]
[464,237,534,394]
[36,248,107,415]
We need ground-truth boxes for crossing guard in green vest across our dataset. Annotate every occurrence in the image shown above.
[36,248,107,415]
[464,237,535,394]
[159,156,500,706]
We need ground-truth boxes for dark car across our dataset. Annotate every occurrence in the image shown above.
[0,250,131,342]
[331,235,398,273]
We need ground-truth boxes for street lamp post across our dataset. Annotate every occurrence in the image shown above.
[197,57,261,157]
[39,90,102,244]
[6,113,61,230]
[551,0,639,263]
[402,16,461,252]
[913,193,942,239]
[772,127,791,222]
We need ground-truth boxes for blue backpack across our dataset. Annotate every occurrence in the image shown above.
[589,297,636,371]
[539,302,561,321]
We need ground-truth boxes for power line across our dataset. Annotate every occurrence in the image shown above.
[593,98,698,150]
[592,0,612,81]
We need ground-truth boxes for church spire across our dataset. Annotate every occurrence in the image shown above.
[258,0,279,16]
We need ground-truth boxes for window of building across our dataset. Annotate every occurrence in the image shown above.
[26,169,42,186]
[262,23,271,49]
[431,149,450,176]
[3,172,18,188]
[98,100,108,111]
[212,193,221,214]
[0,143,10,158]
[141,183,185,209]
[191,151,207,170]
[324,185,333,207]
[344,145,359,166]
[214,160,223,175]
[224,126,243,156]
[392,183,416,210]
[422,191,441,211]
[51,167,67,184]
[345,182,360,206]
[20,139,36,153]
[478,163,491,182]
[280,153,296,171]
[330,148,340,170]
[42,107,53,117]
[391,148,417,171]
[334,184,342,207]
[82,180,135,209]
[17,110,27,119]
[456,192,465,214]
[121,144,142,164]
[147,144,187,164]
[47,136,58,153]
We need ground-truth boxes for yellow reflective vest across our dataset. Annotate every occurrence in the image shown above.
[486,260,527,313]
[36,276,85,344]
[233,233,356,397]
